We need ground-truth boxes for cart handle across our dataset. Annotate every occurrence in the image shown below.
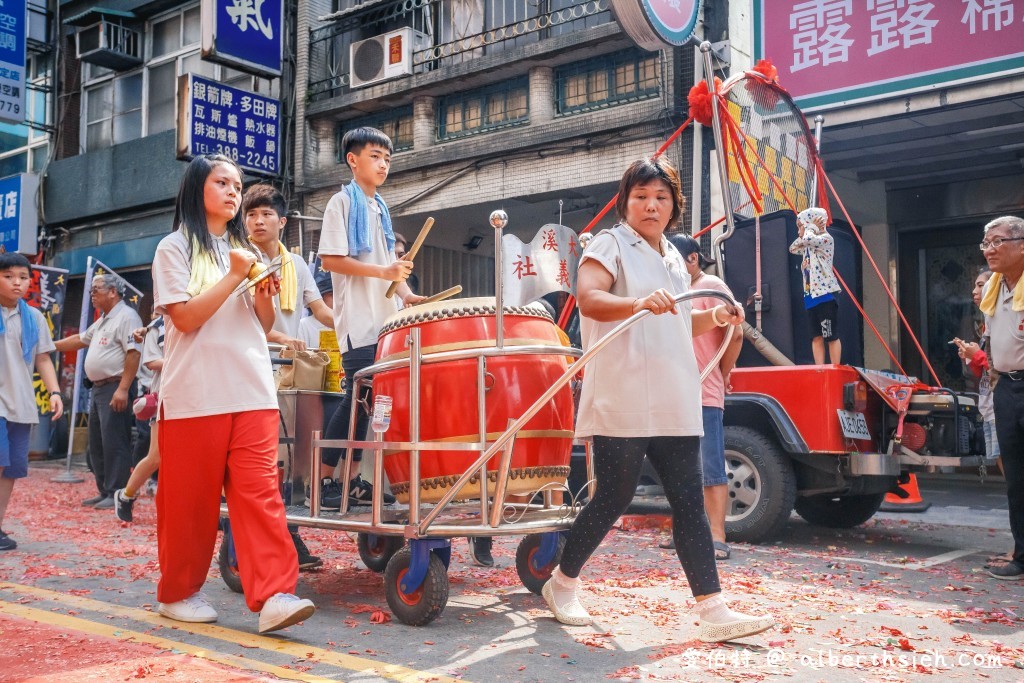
[417,289,738,534]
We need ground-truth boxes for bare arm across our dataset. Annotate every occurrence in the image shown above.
[719,327,743,377]
[309,299,334,328]
[53,334,87,353]
[320,254,413,282]
[577,260,677,322]
[144,358,164,373]
[267,328,305,351]
[34,352,63,419]
[111,349,141,412]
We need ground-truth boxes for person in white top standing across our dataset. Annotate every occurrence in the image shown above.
[315,127,424,510]
[242,184,334,350]
[151,154,315,633]
[0,253,63,551]
[55,273,142,509]
[542,157,774,643]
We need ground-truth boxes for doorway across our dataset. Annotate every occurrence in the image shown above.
[897,226,986,390]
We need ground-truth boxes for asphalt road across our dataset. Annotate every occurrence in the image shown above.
[1,465,1021,682]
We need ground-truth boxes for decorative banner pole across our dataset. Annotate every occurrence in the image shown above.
[490,210,508,349]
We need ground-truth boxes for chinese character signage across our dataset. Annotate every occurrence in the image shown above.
[201,0,282,78]
[176,73,281,176]
[610,0,701,50]
[0,173,38,253]
[755,1,1024,109]
[501,224,581,306]
[0,0,25,124]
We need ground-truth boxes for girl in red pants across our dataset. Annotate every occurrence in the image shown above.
[151,154,315,634]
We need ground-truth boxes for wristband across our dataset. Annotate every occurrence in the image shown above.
[711,306,729,327]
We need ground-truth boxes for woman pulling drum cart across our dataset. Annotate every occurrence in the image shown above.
[217,160,751,633]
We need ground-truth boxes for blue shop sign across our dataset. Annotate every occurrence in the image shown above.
[201,0,282,78]
[0,0,26,124]
[0,173,40,254]
[176,74,281,176]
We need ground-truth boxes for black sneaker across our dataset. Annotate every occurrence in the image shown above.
[348,475,396,506]
[468,536,494,567]
[290,531,323,571]
[114,488,135,523]
[988,561,1024,580]
[82,494,105,506]
[304,477,342,511]
[0,530,16,551]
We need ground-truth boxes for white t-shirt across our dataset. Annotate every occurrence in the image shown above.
[318,189,399,350]
[575,224,703,438]
[0,304,55,424]
[152,230,278,420]
[80,300,142,382]
[258,250,321,338]
[298,315,330,349]
[141,321,165,393]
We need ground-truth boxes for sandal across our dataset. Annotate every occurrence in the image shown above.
[713,541,731,561]
[984,552,1014,568]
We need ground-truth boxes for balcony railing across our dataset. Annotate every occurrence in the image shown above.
[308,0,611,102]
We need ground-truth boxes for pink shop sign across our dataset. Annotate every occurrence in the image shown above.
[754,1,1024,109]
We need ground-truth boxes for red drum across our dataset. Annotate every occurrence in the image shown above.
[374,297,574,504]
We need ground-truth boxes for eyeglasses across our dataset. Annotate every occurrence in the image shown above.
[979,237,1024,251]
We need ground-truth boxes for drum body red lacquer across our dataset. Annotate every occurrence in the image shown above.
[374,298,574,504]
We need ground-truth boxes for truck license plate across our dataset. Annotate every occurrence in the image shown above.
[837,409,872,440]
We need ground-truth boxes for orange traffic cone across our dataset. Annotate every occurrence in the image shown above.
[879,473,931,513]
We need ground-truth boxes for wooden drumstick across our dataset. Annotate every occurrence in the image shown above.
[415,285,462,306]
[386,217,434,299]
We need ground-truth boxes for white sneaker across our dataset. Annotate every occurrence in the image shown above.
[157,592,218,623]
[258,593,316,634]
[542,578,592,626]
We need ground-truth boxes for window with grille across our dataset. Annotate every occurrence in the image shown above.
[556,49,659,115]
[335,106,414,163]
[437,78,528,141]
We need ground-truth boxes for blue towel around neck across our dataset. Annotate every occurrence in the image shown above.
[345,182,395,257]
[0,299,39,363]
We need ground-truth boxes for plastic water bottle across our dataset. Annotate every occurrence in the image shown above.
[371,395,393,434]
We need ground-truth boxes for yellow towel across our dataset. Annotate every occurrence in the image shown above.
[185,235,246,297]
[277,241,297,312]
[980,273,1024,316]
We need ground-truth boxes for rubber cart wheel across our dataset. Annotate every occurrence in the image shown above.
[516,533,566,595]
[383,547,449,626]
[357,532,405,573]
[217,534,244,594]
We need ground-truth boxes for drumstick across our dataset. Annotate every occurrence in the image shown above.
[414,285,462,306]
[386,217,434,299]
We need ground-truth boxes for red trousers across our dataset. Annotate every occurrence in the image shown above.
[156,409,297,612]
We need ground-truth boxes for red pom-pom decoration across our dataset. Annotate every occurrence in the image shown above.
[751,58,779,85]
[687,77,721,127]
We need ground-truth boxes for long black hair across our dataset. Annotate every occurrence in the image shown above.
[172,154,249,257]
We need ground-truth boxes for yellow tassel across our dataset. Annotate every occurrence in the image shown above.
[277,241,297,312]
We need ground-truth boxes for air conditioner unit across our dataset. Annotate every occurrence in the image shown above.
[76,20,143,70]
[350,28,429,89]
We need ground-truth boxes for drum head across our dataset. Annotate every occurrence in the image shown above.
[379,297,553,337]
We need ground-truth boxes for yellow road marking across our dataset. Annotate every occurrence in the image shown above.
[0,601,333,682]
[0,582,461,683]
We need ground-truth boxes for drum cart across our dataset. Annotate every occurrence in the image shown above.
[218,213,736,625]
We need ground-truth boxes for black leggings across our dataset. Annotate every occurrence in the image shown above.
[559,435,720,597]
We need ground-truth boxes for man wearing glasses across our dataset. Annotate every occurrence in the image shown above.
[978,216,1024,580]
[55,274,143,509]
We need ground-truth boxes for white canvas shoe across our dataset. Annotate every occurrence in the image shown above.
[258,593,316,634]
[157,592,218,623]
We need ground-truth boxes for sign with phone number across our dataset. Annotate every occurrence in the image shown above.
[176,73,281,176]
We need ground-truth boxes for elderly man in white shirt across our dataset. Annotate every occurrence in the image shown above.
[55,274,142,509]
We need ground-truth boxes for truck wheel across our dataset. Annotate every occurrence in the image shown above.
[723,426,796,543]
[794,493,886,529]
